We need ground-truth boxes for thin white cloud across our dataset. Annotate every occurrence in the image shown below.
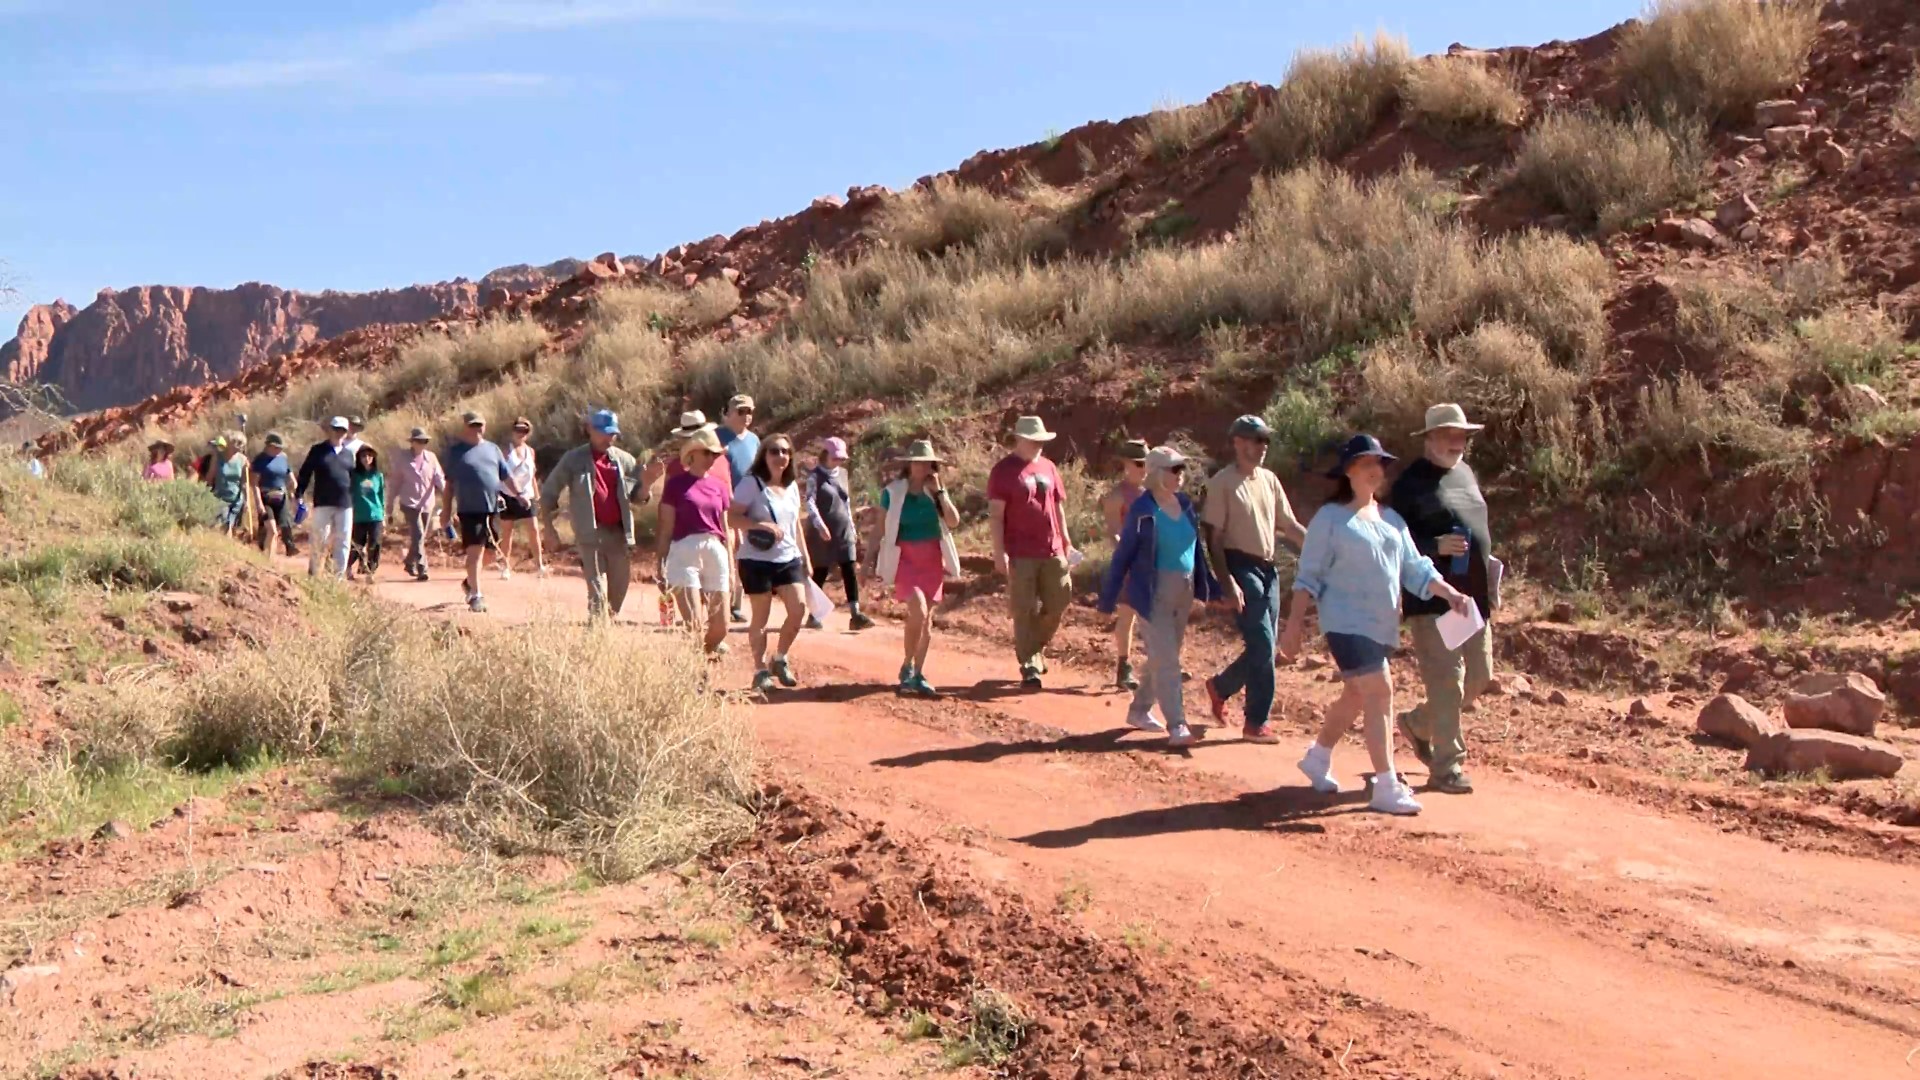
[76,0,810,95]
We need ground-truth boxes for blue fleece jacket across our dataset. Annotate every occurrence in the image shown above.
[1098,492,1220,616]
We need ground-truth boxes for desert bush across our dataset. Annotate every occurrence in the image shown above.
[449,317,546,379]
[171,642,335,769]
[1780,306,1908,388]
[1613,0,1821,124]
[1402,57,1527,139]
[1897,72,1920,139]
[383,334,459,400]
[1249,32,1410,168]
[350,617,754,879]
[591,283,687,330]
[1629,372,1808,472]
[1265,386,1347,473]
[1508,109,1704,233]
[683,278,742,329]
[0,537,199,593]
[872,177,1026,258]
[279,370,375,429]
[63,669,181,775]
[1133,93,1242,161]
[119,479,225,538]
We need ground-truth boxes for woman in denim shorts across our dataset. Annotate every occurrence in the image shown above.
[1280,435,1474,816]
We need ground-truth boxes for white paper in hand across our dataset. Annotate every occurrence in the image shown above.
[805,579,836,623]
[1436,601,1486,652]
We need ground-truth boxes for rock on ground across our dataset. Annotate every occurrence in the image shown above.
[1784,672,1885,736]
[1697,694,1781,749]
[1745,730,1904,780]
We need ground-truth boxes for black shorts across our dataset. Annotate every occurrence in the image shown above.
[738,557,805,596]
[458,512,500,549]
[499,494,536,521]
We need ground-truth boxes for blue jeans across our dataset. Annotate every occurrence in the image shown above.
[1211,551,1279,727]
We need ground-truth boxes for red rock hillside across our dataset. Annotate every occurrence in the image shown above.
[0,261,584,413]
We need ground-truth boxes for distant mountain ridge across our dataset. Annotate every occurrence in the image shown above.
[0,260,585,413]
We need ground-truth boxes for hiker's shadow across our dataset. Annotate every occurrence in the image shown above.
[1012,787,1368,849]
[769,683,902,705]
[948,679,1108,703]
[873,723,1244,768]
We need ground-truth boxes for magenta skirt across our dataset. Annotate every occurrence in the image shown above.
[892,539,946,604]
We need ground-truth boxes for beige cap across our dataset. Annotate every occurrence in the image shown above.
[461,410,485,427]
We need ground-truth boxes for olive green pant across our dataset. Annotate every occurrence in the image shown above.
[1009,555,1071,669]
[1402,615,1493,778]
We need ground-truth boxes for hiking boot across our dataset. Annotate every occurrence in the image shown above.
[1395,711,1433,767]
[1020,665,1043,689]
[1204,678,1228,723]
[1296,745,1341,794]
[1126,709,1167,734]
[1241,724,1281,745]
[849,609,875,631]
[730,605,745,623]
[1167,723,1200,749]
[803,615,825,631]
[1429,771,1475,795]
[414,568,430,582]
[1370,776,1424,816]
[752,670,777,694]
[770,656,798,688]
[468,592,488,614]
[1116,661,1139,692]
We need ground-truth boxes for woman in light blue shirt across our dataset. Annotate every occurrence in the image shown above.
[1281,435,1472,816]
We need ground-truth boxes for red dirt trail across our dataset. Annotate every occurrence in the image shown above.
[371,566,1920,1079]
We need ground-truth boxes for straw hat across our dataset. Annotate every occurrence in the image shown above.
[680,425,725,465]
[1011,415,1056,442]
[899,439,942,463]
[1412,403,1484,436]
[671,410,715,437]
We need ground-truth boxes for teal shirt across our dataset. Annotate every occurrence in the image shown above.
[210,453,246,503]
[352,470,386,523]
[881,486,942,542]
[1152,504,1197,574]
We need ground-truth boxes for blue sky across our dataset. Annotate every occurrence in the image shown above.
[0,0,1643,327]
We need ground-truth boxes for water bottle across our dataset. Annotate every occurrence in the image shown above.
[1449,524,1470,578]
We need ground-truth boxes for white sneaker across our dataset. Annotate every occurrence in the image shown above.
[1126,709,1167,734]
[500,566,514,581]
[1369,776,1424,816]
[1296,745,1341,794]
[1167,724,1199,748]
[536,565,550,579]
[468,592,487,613]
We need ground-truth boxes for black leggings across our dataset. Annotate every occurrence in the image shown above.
[349,521,384,572]
[811,559,860,606]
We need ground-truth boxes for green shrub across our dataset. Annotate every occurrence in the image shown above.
[1613,0,1821,124]
[1249,32,1409,168]
[1508,110,1704,233]
[120,479,225,537]
[1628,372,1808,473]
[0,537,199,593]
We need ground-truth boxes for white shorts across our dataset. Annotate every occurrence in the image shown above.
[664,533,731,594]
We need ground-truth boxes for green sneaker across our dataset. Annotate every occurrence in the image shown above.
[907,673,939,698]
[899,662,916,685]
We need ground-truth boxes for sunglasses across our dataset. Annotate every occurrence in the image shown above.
[467,422,485,429]
[1168,464,1188,474]
[766,446,791,457]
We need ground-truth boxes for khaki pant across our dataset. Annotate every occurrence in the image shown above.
[1131,571,1193,727]
[578,526,631,619]
[1403,614,1493,778]
[1009,555,1071,668]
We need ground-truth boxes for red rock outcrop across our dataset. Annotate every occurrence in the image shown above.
[1,282,492,412]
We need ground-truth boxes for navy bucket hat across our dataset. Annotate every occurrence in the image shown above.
[1326,433,1397,479]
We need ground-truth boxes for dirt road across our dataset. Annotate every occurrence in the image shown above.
[375,567,1920,1079]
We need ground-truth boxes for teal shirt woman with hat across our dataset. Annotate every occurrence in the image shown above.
[876,439,962,697]
[1281,433,1473,817]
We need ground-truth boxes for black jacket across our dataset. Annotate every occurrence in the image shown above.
[295,441,354,509]
[1390,457,1495,619]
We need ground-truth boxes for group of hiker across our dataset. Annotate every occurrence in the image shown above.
[130,392,1497,816]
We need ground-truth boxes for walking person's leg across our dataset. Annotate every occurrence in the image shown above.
[770,581,805,686]
[499,517,517,574]
[332,508,353,579]
[405,508,427,575]
[581,533,609,619]
[842,560,873,629]
[1032,555,1072,663]
[1209,556,1265,715]
[900,592,925,689]
[704,591,730,653]
[307,508,325,577]
[605,537,630,616]
[1114,604,1139,689]
[365,522,383,575]
[1299,679,1363,793]
[1356,667,1420,813]
[1242,562,1280,732]
[1009,557,1041,672]
[1400,615,1456,767]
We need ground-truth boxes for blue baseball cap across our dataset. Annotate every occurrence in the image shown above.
[590,409,620,436]
[1327,433,1397,479]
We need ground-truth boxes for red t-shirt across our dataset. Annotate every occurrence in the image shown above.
[987,453,1066,559]
[665,457,730,500]
[591,451,623,529]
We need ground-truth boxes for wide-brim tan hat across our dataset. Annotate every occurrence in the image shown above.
[671,409,714,437]
[1413,403,1484,436]
[680,426,726,464]
[1012,415,1057,442]
[148,438,175,452]
[899,439,942,463]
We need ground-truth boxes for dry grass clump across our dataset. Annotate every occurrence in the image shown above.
[872,177,1028,258]
[1896,72,1920,139]
[1133,93,1243,161]
[1249,32,1410,168]
[592,279,740,333]
[172,653,335,769]
[278,370,375,430]
[1613,0,1821,124]
[1402,57,1528,139]
[384,334,459,400]
[683,278,743,329]
[351,617,754,879]
[1630,372,1811,472]
[1508,110,1705,233]
[447,317,546,379]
